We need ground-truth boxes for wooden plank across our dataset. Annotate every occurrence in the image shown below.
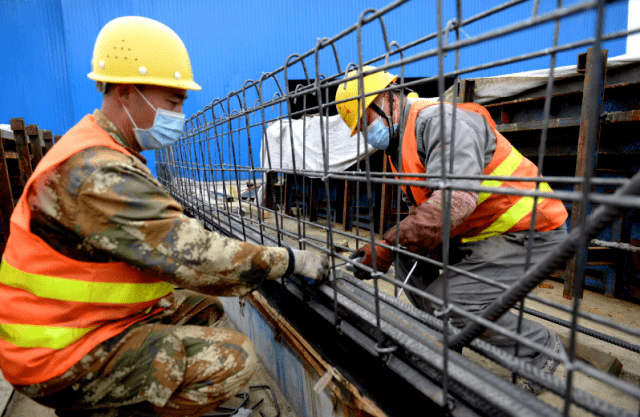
[26,124,44,169]
[0,133,14,247]
[379,152,392,234]
[49,134,61,152]
[308,179,318,222]
[41,130,53,156]
[459,79,475,103]
[265,173,276,210]
[284,174,293,216]
[10,176,22,189]
[343,180,352,232]
[9,118,33,188]
[230,293,388,417]
[0,129,14,246]
[557,334,622,376]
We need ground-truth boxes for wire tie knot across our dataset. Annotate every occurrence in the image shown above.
[434,304,453,317]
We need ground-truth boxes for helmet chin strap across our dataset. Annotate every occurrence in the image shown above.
[369,92,397,140]
[370,92,401,160]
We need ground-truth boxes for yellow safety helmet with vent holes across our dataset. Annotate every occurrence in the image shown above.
[335,66,397,137]
[88,16,201,91]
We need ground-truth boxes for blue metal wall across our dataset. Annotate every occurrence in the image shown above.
[0,0,629,176]
[1,0,75,135]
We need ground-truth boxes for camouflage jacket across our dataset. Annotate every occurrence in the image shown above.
[27,110,290,296]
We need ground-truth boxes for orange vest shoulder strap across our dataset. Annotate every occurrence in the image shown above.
[455,102,497,130]
[30,115,131,182]
[388,100,442,206]
[13,115,132,225]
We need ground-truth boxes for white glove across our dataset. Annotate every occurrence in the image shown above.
[345,255,363,273]
[290,249,330,283]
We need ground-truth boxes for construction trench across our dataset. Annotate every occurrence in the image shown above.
[149,1,640,416]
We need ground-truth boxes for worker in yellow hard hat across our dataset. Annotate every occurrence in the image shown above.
[0,16,328,416]
[336,66,568,394]
[336,65,418,146]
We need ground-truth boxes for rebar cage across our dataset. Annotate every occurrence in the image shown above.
[156,1,640,416]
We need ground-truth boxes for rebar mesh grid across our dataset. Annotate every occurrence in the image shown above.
[157,1,640,415]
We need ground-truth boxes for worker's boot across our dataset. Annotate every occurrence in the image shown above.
[515,334,565,394]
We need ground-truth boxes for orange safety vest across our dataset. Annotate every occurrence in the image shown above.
[0,115,173,385]
[389,100,567,242]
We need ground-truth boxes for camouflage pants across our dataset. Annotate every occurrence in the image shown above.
[15,290,257,417]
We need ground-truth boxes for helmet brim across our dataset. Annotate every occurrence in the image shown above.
[88,72,202,91]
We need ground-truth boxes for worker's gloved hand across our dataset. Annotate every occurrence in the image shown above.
[291,249,330,283]
[346,240,394,280]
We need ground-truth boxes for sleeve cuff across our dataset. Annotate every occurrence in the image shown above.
[284,247,296,277]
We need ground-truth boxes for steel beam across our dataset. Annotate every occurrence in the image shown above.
[564,47,609,300]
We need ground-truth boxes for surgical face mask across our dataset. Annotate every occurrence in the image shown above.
[366,95,399,150]
[124,86,185,150]
[367,117,399,151]
[367,117,390,150]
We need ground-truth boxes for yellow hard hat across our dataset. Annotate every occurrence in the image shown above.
[335,66,397,136]
[88,16,201,91]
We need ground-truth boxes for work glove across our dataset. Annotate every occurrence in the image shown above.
[290,249,330,284]
[346,240,394,280]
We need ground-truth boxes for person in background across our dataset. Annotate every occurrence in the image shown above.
[336,65,568,394]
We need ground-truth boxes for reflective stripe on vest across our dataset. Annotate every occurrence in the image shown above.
[463,144,555,242]
[0,258,172,350]
[389,101,567,241]
[0,323,94,350]
[463,182,553,243]
[477,146,523,206]
[1,259,173,306]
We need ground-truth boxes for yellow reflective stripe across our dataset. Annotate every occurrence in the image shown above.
[537,182,552,193]
[464,182,553,243]
[0,323,94,349]
[468,196,542,242]
[463,195,543,242]
[477,180,501,205]
[0,260,173,304]
[477,147,523,205]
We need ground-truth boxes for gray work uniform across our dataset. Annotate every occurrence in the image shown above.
[394,101,566,368]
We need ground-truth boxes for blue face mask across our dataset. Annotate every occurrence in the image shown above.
[124,86,186,150]
[367,118,398,150]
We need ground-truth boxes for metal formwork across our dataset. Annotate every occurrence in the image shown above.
[157,1,640,416]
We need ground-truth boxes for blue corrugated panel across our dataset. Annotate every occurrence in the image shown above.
[0,0,75,139]
[455,0,628,77]
[1,0,630,176]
